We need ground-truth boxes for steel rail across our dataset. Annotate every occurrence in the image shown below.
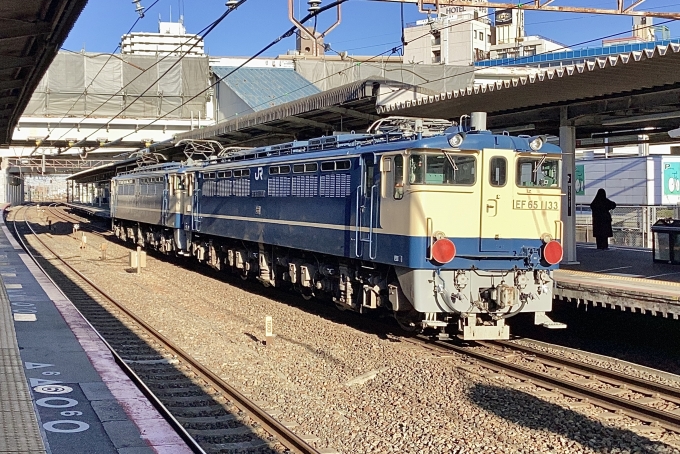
[413,335,680,433]
[12,205,320,454]
[39,204,112,238]
[46,204,106,232]
[8,205,207,454]
[491,340,680,405]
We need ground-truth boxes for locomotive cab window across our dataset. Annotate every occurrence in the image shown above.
[409,151,475,185]
[489,157,507,187]
[516,156,560,188]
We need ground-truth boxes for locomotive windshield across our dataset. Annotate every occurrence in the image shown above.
[516,156,560,188]
[409,152,475,185]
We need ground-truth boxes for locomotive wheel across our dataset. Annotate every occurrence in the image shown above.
[299,287,314,300]
[394,310,422,333]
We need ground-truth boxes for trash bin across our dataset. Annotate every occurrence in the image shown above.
[651,219,680,263]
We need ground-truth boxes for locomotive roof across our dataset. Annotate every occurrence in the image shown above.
[189,129,562,168]
[115,129,561,177]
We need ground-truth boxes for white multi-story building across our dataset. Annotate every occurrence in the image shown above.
[403,5,491,65]
[120,20,204,57]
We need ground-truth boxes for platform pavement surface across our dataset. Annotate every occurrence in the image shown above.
[64,202,110,219]
[561,244,680,282]
[0,213,192,453]
[554,244,680,316]
[557,244,680,297]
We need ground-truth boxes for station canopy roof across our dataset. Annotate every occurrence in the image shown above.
[157,77,434,160]
[212,66,321,112]
[0,0,89,144]
[378,42,680,146]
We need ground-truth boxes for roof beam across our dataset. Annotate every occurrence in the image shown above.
[0,55,36,71]
[0,95,18,106]
[0,19,50,39]
[286,116,335,130]
[488,88,680,129]
[253,124,290,134]
[369,0,680,18]
[216,129,252,139]
[0,79,24,91]
[325,106,381,122]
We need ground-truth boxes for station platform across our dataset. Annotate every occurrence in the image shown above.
[554,244,680,319]
[0,213,191,453]
[63,202,110,219]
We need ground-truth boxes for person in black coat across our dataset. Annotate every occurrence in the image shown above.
[590,188,616,250]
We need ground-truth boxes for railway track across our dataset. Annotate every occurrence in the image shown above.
[9,205,321,454]
[40,203,109,234]
[22,203,680,447]
[406,335,680,434]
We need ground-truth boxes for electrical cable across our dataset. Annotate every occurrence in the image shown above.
[51,0,250,152]
[78,0,349,154]
[197,0,535,124]
[58,2,677,158]
[28,0,162,156]
[198,9,678,134]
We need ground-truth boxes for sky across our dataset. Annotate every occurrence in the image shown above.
[62,0,680,59]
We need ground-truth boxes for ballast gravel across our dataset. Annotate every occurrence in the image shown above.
[28,221,680,454]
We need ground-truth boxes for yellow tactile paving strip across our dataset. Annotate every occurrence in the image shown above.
[555,269,680,287]
[0,275,46,453]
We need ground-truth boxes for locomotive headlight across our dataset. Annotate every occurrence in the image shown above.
[447,133,465,148]
[529,136,545,151]
[431,238,456,264]
[542,240,563,265]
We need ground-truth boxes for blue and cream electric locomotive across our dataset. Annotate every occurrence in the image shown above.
[111,115,565,340]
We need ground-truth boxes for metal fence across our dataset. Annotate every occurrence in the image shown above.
[575,205,680,248]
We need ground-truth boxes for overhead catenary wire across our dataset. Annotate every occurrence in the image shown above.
[52,0,251,153]
[211,8,677,126]
[202,0,536,124]
[28,0,163,156]
[63,2,677,157]
[84,0,349,153]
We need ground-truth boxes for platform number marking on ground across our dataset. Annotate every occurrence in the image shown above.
[26,362,90,434]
